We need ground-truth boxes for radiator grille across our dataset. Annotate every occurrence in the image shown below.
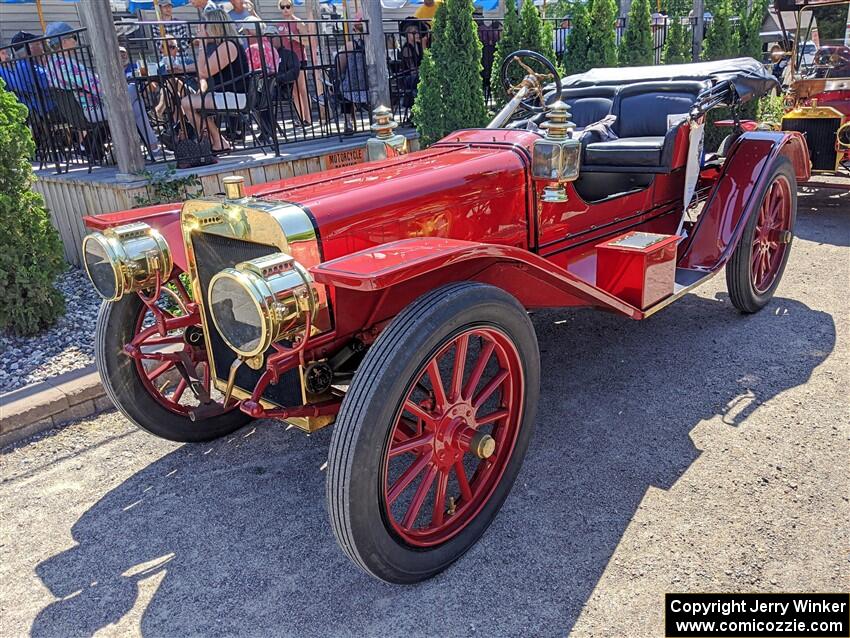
[782,117,840,171]
[191,231,302,407]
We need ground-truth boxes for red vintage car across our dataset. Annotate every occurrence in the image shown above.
[81,53,809,583]
[774,0,850,172]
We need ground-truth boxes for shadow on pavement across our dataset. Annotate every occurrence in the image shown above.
[31,292,835,638]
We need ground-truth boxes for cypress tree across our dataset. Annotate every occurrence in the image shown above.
[619,0,653,66]
[412,51,445,146]
[703,0,739,60]
[586,0,618,67]
[520,0,557,62]
[564,0,592,73]
[413,0,488,145]
[738,0,767,59]
[441,0,488,133]
[662,13,691,63]
[490,0,522,104]
[0,80,65,335]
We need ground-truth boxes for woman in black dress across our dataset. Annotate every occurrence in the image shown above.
[181,8,250,151]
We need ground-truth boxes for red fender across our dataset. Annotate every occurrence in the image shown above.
[312,238,643,338]
[677,131,810,272]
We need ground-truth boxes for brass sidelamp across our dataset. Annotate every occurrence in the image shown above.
[531,100,582,203]
[82,222,172,301]
[367,105,408,161]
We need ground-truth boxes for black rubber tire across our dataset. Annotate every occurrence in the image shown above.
[726,156,797,314]
[95,295,252,442]
[326,282,540,584]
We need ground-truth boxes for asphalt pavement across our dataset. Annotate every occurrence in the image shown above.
[1,181,848,638]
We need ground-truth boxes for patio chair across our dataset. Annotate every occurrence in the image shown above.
[197,71,270,152]
[321,48,371,138]
[47,87,111,170]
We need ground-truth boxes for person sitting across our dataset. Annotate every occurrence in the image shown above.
[244,19,280,73]
[159,0,192,56]
[45,22,159,153]
[274,0,314,125]
[180,8,250,152]
[3,32,54,116]
[337,19,368,132]
[226,0,260,22]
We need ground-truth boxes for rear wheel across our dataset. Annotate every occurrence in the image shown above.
[96,293,251,442]
[327,282,540,583]
[726,156,796,313]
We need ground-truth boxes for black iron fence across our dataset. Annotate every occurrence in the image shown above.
[0,29,120,172]
[1,14,734,173]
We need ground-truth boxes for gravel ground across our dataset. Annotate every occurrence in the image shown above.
[0,268,100,394]
[0,182,847,637]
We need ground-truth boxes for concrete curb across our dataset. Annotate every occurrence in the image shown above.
[0,366,113,448]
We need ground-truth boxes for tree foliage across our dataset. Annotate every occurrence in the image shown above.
[619,0,653,66]
[703,0,739,61]
[563,0,592,73]
[413,0,488,146]
[663,13,692,64]
[586,0,618,67]
[490,0,558,105]
[0,79,65,335]
[520,0,557,62]
[813,4,847,40]
[738,0,768,60]
[489,0,522,104]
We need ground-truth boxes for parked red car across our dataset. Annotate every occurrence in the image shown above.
[81,53,809,583]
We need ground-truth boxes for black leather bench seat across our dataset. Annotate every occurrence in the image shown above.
[584,136,666,167]
[576,80,709,173]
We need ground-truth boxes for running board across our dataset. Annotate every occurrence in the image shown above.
[641,268,718,318]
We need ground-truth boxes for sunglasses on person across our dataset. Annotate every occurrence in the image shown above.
[279,3,292,8]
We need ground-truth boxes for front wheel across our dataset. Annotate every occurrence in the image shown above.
[326,282,540,583]
[726,156,797,313]
[96,293,252,442]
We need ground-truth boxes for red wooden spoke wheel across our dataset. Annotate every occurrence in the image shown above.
[96,288,251,443]
[382,327,524,547]
[750,175,792,294]
[132,298,212,416]
[727,157,797,314]
[327,282,540,583]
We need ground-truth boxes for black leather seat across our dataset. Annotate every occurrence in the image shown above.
[582,81,708,173]
[560,86,617,130]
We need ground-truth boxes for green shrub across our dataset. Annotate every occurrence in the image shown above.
[490,0,557,106]
[663,13,691,64]
[563,0,592,73]
[586,0,618,67]
[520,0,557,63]
[489,0,522,105]
[0,80,65,336]
[757,94,785,125]
[133,166,202,208]
[619,0,653,66]
[413,0,488,145]
[703,0,739,61]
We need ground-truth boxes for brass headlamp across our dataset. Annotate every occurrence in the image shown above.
[837,122,850,150]
[207,253,317,360]
[82,222,173,301]
[531,100,582,202]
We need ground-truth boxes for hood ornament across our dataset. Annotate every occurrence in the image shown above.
[367,105,409,161]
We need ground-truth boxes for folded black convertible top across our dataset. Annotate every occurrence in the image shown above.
[561,57,779,103]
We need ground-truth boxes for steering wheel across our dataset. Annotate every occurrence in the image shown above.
[500,50,562,113]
